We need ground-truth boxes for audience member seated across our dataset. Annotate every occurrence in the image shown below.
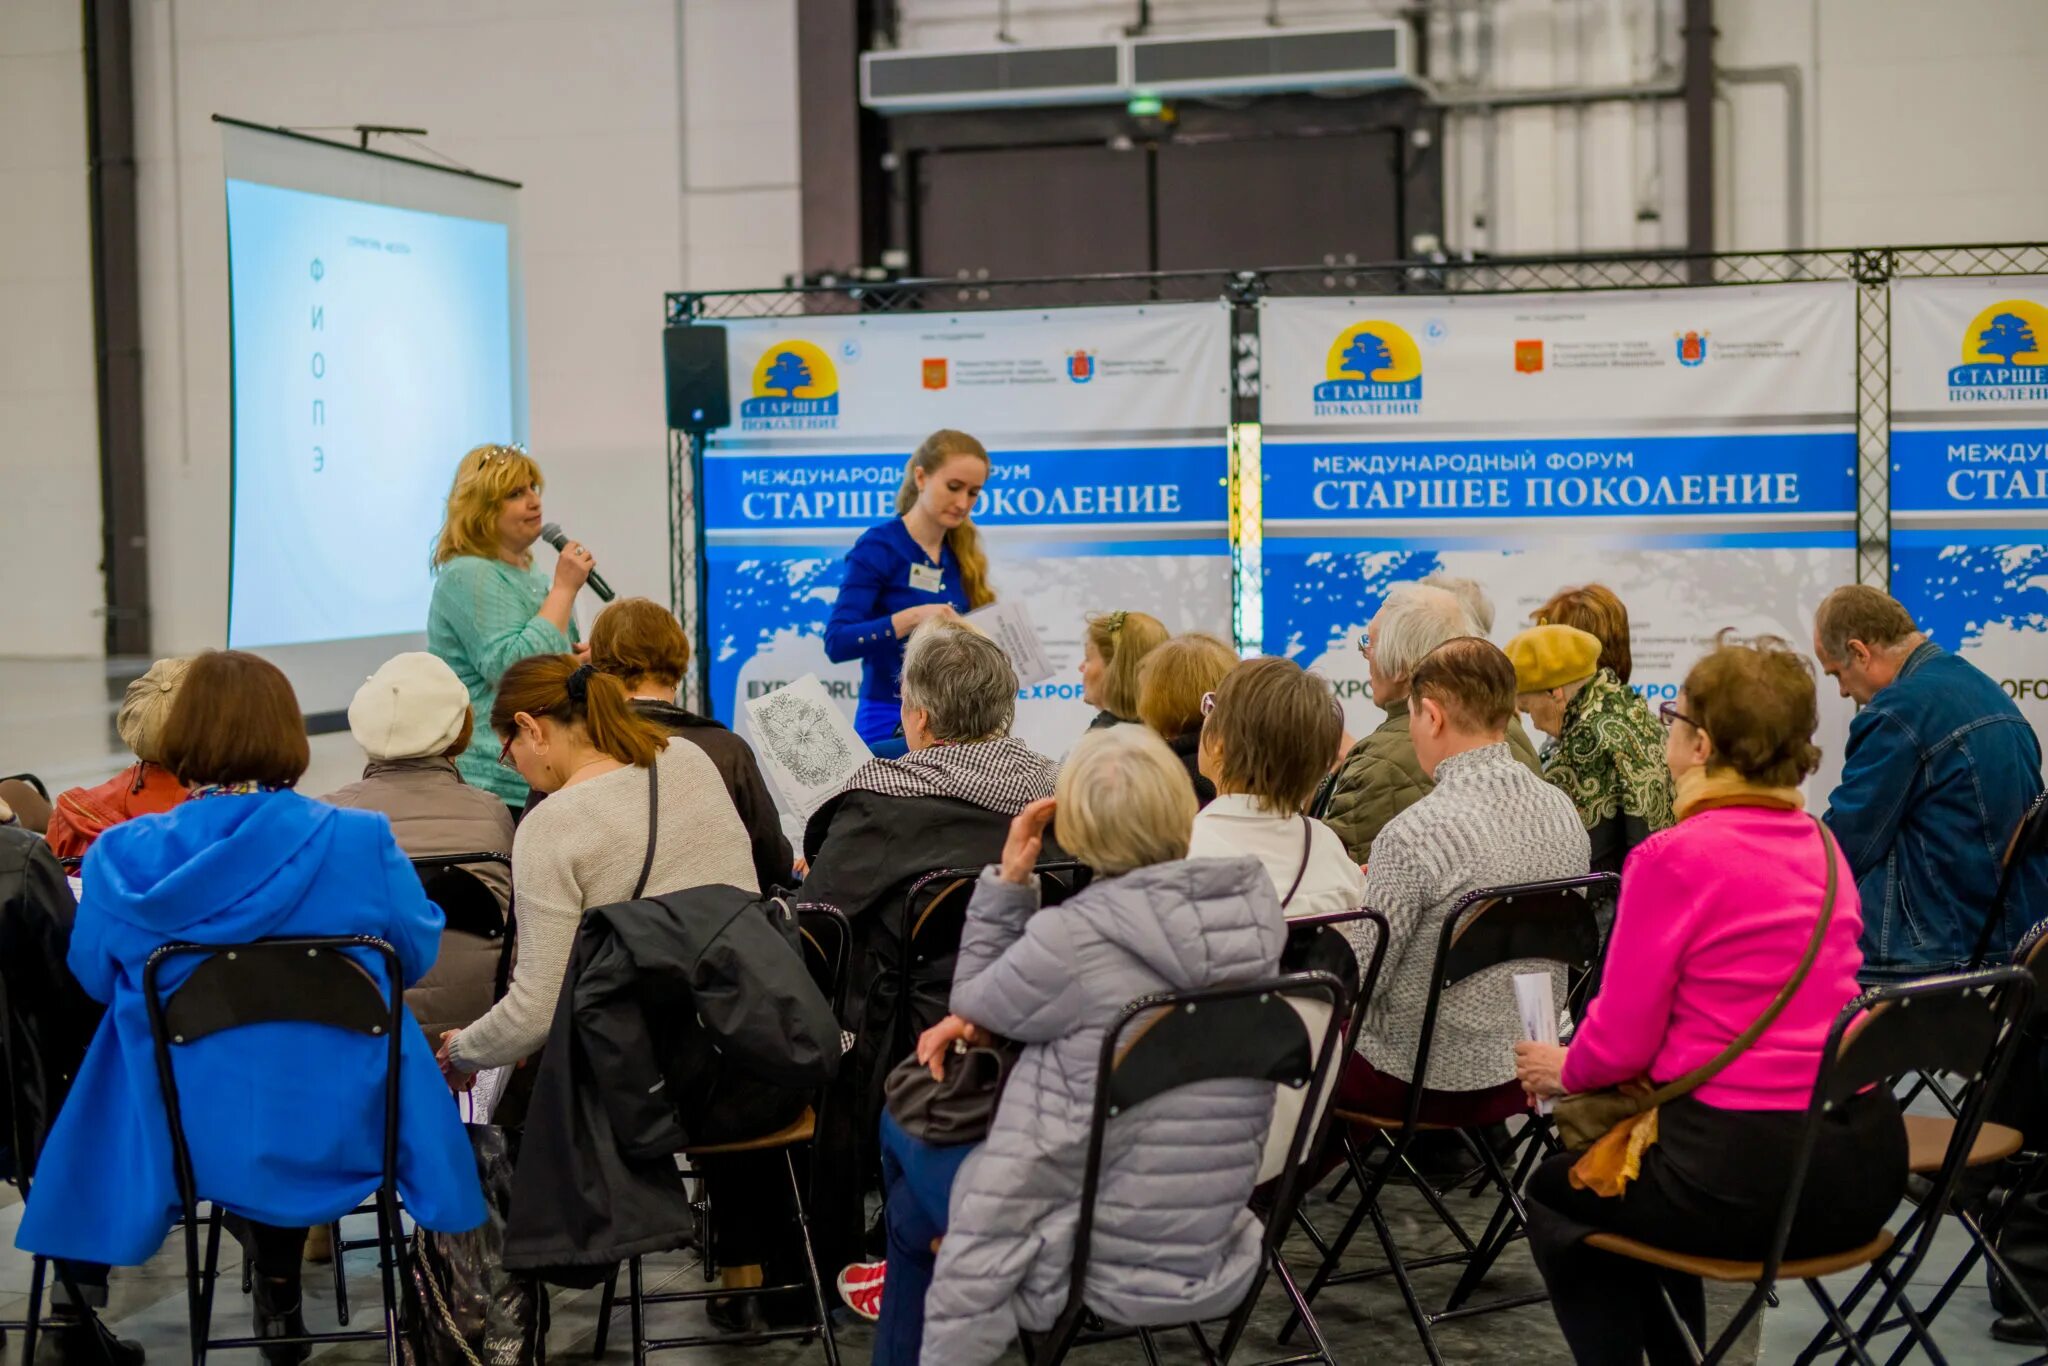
[46,657,191,862]
[18,651,485,1365]
[1325,585,1542,866]
[322,652,516,1038]
[1190,655,1365,918]
[1816,585,2048,978]
[1532,582,1638,685]
[2,821,136,1366]
[859,724,1286,1364]
[1507,623,1675,874]
[1515,635,1907,1364]
[1079,609,1167,731]
[800,620,1060,1269]
[1135,631,1237,807]
[437,655,756,1093]
[587,596,794,891]
[1344,637,1589,1127]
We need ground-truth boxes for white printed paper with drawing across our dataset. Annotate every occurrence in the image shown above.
[745,674,874,817]
[966,598,1055,687]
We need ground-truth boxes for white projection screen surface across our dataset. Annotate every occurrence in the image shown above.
[220,118,528,717]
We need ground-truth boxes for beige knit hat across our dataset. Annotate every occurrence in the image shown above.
[349,653,473,761]
[118,657,193,764]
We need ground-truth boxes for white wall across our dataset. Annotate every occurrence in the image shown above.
[0,1,106,659]
[114,0,800,660]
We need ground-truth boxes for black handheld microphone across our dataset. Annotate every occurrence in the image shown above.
[539,521,616,602]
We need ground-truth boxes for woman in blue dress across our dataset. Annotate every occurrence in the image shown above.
[826,430,998,745]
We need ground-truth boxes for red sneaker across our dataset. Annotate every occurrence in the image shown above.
[836,1261,885,1322]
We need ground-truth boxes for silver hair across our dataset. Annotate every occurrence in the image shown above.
[900,620,1017,742]
[1373,583,1475,681]
[1420,571,1495,635]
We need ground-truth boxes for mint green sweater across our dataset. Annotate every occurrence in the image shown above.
[427,555,578,804]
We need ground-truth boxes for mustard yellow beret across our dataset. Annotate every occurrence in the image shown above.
[1504,624,1602,693]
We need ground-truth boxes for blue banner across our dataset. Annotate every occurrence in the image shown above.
[1891,427,2048,512]
[1263,432,1855,523]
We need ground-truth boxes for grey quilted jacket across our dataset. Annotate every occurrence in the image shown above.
[923,857,1287,1365]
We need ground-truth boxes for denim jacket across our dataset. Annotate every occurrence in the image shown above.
[1824,642,2047,978]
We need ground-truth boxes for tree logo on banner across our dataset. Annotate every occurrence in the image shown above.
[1315,320,1422,416]
[1950,299,2048,403]
[743,339,840,430]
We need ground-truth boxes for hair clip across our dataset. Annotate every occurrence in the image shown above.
[1103,610,1127,635]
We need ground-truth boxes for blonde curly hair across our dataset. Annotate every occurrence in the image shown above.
[432,443,544,569]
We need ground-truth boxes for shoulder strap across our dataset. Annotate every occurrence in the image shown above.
[1646,813,1839,1107]
[632,762,660,900]
[1280,817,1314,910]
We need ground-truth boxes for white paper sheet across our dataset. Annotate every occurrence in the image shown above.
[1514,971,1558,1116]
[745,674,875,817]
[966,598,1055,688]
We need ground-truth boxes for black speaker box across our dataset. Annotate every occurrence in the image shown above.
[664,325,731,431]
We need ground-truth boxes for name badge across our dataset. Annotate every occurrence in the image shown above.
[909,563,944,593]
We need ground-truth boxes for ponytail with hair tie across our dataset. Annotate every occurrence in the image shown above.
[566,663,594,704]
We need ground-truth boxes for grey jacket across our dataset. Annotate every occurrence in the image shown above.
[323,757,515,1035]
[924,858,1286,1365]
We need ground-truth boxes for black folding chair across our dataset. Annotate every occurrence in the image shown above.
[598,902,849,1366]
[1595,967,2032,1366]
[1019,969,1351,1366]
[1282,873,1611,1365]
[143,936,411,1366]
[1971,792,2048,971]
[304,853,513,1323]
[1791,938,2048,1366]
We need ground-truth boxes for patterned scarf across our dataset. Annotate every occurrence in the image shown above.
[1542,668,1676,833]
[187,781,283,801]
[840,736,1058,813]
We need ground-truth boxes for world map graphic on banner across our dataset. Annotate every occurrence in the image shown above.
[1890,277,2048,756]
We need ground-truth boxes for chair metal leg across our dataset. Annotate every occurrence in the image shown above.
[1262,1254,1338,1366]
[333,1217,352,1326]
[1184,1320,1221,1366]
[1279,1132,1382,1344]
[784,1148,841,1366]
[22,1254,46,1366]
[591,1265,619,1360]
[376,1190,406,1366]
[627,1257,646,1366]
[1442,1126,1543,1312]
[1136,1327,1166,1366]
[1807,1280,1883,1366]
[1368,1196,1445,1366]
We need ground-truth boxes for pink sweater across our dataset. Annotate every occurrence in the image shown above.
[1560,804,1866,1112]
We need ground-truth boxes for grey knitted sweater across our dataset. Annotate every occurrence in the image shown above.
[1350,741,1590,1091]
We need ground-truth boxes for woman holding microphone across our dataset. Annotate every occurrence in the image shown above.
[827,430,997,746]
[428,443,599,815]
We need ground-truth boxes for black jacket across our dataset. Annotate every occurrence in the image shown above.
[631,700,796,893]
[502,885,840,1283]
[0,828,101,1188]
[1163,731,1218,808]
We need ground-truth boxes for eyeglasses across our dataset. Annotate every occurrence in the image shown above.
[1657,700,1703,731]
[497,732,520,771]
[1355,631,1372,659]
[1200,691,1218,717]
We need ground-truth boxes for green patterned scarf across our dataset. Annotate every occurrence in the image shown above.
[1541,668,1676,834]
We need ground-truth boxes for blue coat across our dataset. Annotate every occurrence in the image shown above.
[824,519,970,742]
[17,791,486,1265]
[1825,641,2048,978]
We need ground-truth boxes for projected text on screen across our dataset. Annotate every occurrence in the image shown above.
[226,178,515,649]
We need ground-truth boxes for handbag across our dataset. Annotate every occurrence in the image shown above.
[401,1124,541,1366]
[1552,813,1840,1156]
[882,1039,1021,1146]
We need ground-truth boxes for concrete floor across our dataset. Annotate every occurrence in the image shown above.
[1,657,2039,1364]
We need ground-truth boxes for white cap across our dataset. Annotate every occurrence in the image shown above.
[349,653,472,761]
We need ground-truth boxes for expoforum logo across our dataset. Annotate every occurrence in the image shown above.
[741,340,840,430]
[1313,320,1422,415]
[1949,299,2048,403]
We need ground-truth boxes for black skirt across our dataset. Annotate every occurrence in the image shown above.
[1527,1088,1909,1264]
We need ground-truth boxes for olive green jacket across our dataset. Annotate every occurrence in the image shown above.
[1323,699,1544,865]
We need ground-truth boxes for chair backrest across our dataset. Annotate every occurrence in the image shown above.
[1756,967,2036,1288]
[1062,971,1349,1326]
[1394,874,1610,1133]
[142,936,405,1214]
[410,851,513,999]
[1284,908,1392,1052]
[795,903,853,1018]
[0,776,51,835]
[1974,793,2048,968]
[0,773,49,802]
